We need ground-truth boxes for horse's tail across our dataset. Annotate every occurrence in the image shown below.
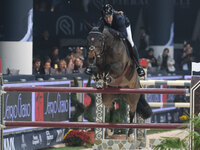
[136,94,152,119]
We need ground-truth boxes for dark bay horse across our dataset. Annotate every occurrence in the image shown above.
[86,24,152,140]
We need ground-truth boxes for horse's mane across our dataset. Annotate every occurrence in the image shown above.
[102,26,112,37]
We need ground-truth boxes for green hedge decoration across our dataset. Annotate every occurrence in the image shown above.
[69,77,85,122]
[70,76,95,122]
[84,76,95,122]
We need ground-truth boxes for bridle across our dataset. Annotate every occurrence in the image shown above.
[87,30,105,64]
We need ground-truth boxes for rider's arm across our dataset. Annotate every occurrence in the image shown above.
[109,15,127,38]
[116,16,128,38]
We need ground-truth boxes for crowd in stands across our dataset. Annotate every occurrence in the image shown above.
[33,42,196,76]
[137,26,196,73]
[33,46,87,75]
[145,42,195,73]
[33,25,196,75]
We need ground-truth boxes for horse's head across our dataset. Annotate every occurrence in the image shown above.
[86,24,104,66]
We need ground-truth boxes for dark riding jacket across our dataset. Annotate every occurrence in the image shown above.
[98,12,130,38]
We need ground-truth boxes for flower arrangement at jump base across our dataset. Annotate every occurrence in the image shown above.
[64,129,90,146]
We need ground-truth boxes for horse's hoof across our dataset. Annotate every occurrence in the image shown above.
[107,128,114,136]
[137,94,153,119]
[128,134,134,142]
[85,68,93,75]
[104,76,112,83]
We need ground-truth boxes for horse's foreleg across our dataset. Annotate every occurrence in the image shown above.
[128,111,135,137]
[109,101,115,122]
[107,101,115,137]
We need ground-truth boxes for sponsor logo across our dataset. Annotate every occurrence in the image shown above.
[56,16,75,36]
[56,129,65,142]
[4,137,15,150]
[32,135,40,145]
[44,93,69,118]
[4,93,31,120]
[21,134,27,150]
[46,131,54,145]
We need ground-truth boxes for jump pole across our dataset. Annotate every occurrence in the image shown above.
[3,86,188,95]
[140,80,191,87]
[148,102,190,108]
[5,121,188,129]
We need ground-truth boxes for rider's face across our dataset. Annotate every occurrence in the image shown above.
[104,15,113,24]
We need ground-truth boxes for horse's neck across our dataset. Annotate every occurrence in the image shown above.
[102,29,133,78]
[103,29,118,52]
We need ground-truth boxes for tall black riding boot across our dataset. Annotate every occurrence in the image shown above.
[131,46,145,77]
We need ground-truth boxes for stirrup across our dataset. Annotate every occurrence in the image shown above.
[137,66,145,77]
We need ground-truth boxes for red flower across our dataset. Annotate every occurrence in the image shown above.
[64,129,90,146]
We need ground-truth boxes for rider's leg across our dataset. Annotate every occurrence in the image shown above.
[126,26,145,77]
[132,46,145,77]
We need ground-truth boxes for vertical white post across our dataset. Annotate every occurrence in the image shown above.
[0,74,3,150]
[95,80,105,140]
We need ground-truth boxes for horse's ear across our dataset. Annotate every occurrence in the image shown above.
[98,23,104,33]
[84,20,93,31]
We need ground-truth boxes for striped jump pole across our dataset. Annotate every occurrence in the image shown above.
[140,80,191,87]
[148,102,190,108]
[3,86,188,95]
[4,121,188,129]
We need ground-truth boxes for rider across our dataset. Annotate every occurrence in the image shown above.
[85,4,145,77]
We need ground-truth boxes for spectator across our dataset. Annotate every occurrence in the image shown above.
[50,47,60,69]
[73,57,84,73]
[65,52,75,64]
[44,56,51,62]
[74,46,84,59]
[157,48,175,72]
[138,26,149,58]
[42,60,56,75]
[180,47,195,71]
[56,59,67,74]
[146,48,158,71]
[66,58,74,74]
[32,58,42,75]
[183,42,192,53]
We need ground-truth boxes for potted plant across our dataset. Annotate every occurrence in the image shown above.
[153,114,200,150]
[86,129,95,144]
[64,129,90,146]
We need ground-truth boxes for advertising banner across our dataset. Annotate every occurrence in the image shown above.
[43,85,70,121]
[4,92,32,121]
[4,128,68,150]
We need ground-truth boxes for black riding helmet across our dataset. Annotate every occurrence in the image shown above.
[101,4,114,17]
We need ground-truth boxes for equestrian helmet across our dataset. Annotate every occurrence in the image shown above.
[102,4,113,17]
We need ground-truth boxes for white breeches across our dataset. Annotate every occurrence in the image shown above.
[126,25,134,47]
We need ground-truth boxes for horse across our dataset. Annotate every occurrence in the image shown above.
[86,24,152,140]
